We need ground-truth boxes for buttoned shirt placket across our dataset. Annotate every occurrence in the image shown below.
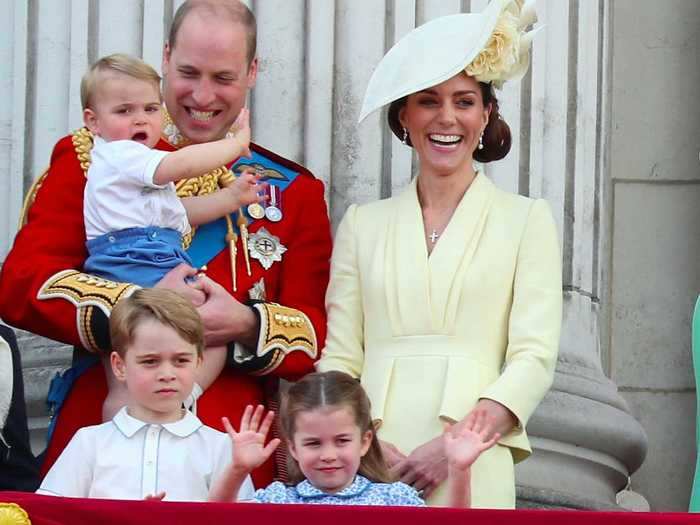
[141,424,162,498]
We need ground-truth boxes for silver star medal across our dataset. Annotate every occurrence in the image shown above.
[248,228,287,270]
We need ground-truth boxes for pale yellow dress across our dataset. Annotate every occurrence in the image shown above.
[317,173,562,508]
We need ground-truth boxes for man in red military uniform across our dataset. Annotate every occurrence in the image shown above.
[0,0,331,488]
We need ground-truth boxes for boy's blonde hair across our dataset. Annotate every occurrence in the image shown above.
[109,288,204,358]
[81,53,161,110]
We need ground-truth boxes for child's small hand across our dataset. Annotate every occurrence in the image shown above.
[185,279,206,307]
[144,491,166,501]
[443,413,500,470]
[223,405,280,473]
[225,168,268,209]
[232,107,251,159]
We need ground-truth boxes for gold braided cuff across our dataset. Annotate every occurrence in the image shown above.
[248,302,317,375]
[38,270,139,353]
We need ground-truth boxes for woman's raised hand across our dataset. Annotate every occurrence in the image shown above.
[222,404,281,473]
[444,412,500,471]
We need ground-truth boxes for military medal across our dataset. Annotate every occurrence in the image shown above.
[265,206,282,222]
[264,185,283,222]
[248,227,287,270]
[247,202,265,220]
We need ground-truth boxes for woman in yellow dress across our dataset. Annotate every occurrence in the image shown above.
[317,0,561,508]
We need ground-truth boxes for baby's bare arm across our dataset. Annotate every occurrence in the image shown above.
[180,170,264,226]
[153,108,250,186]
[194,345,227,391]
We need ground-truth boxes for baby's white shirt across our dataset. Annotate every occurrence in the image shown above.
[84,137,190,240]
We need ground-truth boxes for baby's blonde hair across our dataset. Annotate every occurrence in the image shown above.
[81,53,161,110]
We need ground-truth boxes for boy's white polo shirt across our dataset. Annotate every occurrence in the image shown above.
[38,407,255,501]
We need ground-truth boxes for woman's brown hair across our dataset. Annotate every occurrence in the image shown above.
[280,371,393,485]
[387,77,511,163]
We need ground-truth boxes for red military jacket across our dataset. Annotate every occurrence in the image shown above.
[0,127,332,485]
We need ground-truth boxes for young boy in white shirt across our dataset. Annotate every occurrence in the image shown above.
[78,54,265,421]
[37,288,255,502]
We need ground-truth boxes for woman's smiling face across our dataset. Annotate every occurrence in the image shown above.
[399,72,490,177]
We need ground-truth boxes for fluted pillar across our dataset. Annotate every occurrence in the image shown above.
[516,294,648,509]
[513,0,647,510]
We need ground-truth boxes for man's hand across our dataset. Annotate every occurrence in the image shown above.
[155,264,205,306]
[195,275,258,347]
[391,434,447,498]
[223,168,267,209]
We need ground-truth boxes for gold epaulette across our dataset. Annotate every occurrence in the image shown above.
[38,270,137,315]
[250,302,318,376]
[72,126,94,176]
[38,270,139,352]
[19,128,94,230]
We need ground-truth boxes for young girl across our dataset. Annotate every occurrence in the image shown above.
[210,371,498,507]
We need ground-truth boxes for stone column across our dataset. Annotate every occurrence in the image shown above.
[513,0,648,510]
[516,296,648,509]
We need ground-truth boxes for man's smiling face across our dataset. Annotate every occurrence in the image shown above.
[162,12,257,144]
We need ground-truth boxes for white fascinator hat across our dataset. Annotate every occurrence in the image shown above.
[358,0,540,124]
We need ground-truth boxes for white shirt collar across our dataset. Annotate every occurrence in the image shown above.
[112,407,203,438]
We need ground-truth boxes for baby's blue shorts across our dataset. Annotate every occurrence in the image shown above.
[84,226,193,288]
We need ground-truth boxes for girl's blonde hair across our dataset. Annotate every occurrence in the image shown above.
[280,371,393,484]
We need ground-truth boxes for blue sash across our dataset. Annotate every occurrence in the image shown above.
[46,355,100,442]
[187,151,299,268]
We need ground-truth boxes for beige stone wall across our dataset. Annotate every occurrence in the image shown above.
[607,0,700,511]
